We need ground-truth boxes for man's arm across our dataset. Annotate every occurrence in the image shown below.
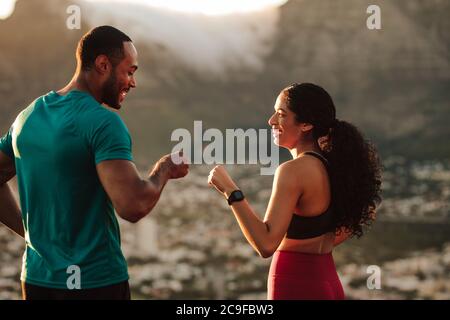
[96,153,188,223]
[0,151,24,238]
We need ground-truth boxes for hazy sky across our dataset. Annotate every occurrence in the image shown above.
[0,0,288,19]
[78,0,289,75]
[84,0,288,15]
[0,0,289,75]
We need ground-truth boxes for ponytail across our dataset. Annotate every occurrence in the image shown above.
[325,120,382,238]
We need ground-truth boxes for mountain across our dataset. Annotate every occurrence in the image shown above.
[264,0,450,158]
[0,0,449,165]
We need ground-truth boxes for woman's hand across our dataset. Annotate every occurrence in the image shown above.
[208,165,238,198]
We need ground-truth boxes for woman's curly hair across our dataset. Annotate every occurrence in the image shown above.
[284,83,382,238]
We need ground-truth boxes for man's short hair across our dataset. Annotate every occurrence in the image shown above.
[76,25,132,71]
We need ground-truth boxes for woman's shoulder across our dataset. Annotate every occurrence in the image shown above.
[285,154,322,168]
[278,155,325,178]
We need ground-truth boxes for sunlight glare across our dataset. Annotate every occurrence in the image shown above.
[85,0,288,16]
[0,0,16,20]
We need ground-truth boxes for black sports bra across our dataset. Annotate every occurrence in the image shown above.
[285,151,335,240]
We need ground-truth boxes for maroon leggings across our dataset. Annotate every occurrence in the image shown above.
[268,250,345,300]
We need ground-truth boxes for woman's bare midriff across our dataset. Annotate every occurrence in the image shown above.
[278,232,335,254]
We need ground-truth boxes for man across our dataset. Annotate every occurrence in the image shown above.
[0,26,188,300]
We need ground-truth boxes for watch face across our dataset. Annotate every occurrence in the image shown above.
[228,190,245,205]
[233,191,244,200]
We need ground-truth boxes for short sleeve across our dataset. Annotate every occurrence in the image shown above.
[0,126,14,159]
[90,113,133,165]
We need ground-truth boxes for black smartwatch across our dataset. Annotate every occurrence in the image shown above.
[227,190,245,205]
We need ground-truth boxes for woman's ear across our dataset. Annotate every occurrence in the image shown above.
[300,123,314,132]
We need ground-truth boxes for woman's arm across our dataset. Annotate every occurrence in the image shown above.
[333,208,376,247]
[208,161,304,258]
[333,228,351,247]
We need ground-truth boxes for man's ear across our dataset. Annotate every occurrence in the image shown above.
[94,55,111,75]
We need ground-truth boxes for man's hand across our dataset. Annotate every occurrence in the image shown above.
[156,150,189,180]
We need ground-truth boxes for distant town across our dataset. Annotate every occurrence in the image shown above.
[0,156,448,299]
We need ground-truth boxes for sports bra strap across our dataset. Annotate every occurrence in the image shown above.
[301,151,329,167]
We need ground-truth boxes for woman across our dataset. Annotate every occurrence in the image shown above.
[208,83,382,300]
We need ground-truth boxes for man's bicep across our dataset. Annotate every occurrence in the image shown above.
[96,160,142,213]
[0,151,15,185]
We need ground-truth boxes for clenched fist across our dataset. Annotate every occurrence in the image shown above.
[158,150,189,179]
[208,165,238,197]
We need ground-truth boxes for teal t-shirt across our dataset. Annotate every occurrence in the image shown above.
[0,90,132,289]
